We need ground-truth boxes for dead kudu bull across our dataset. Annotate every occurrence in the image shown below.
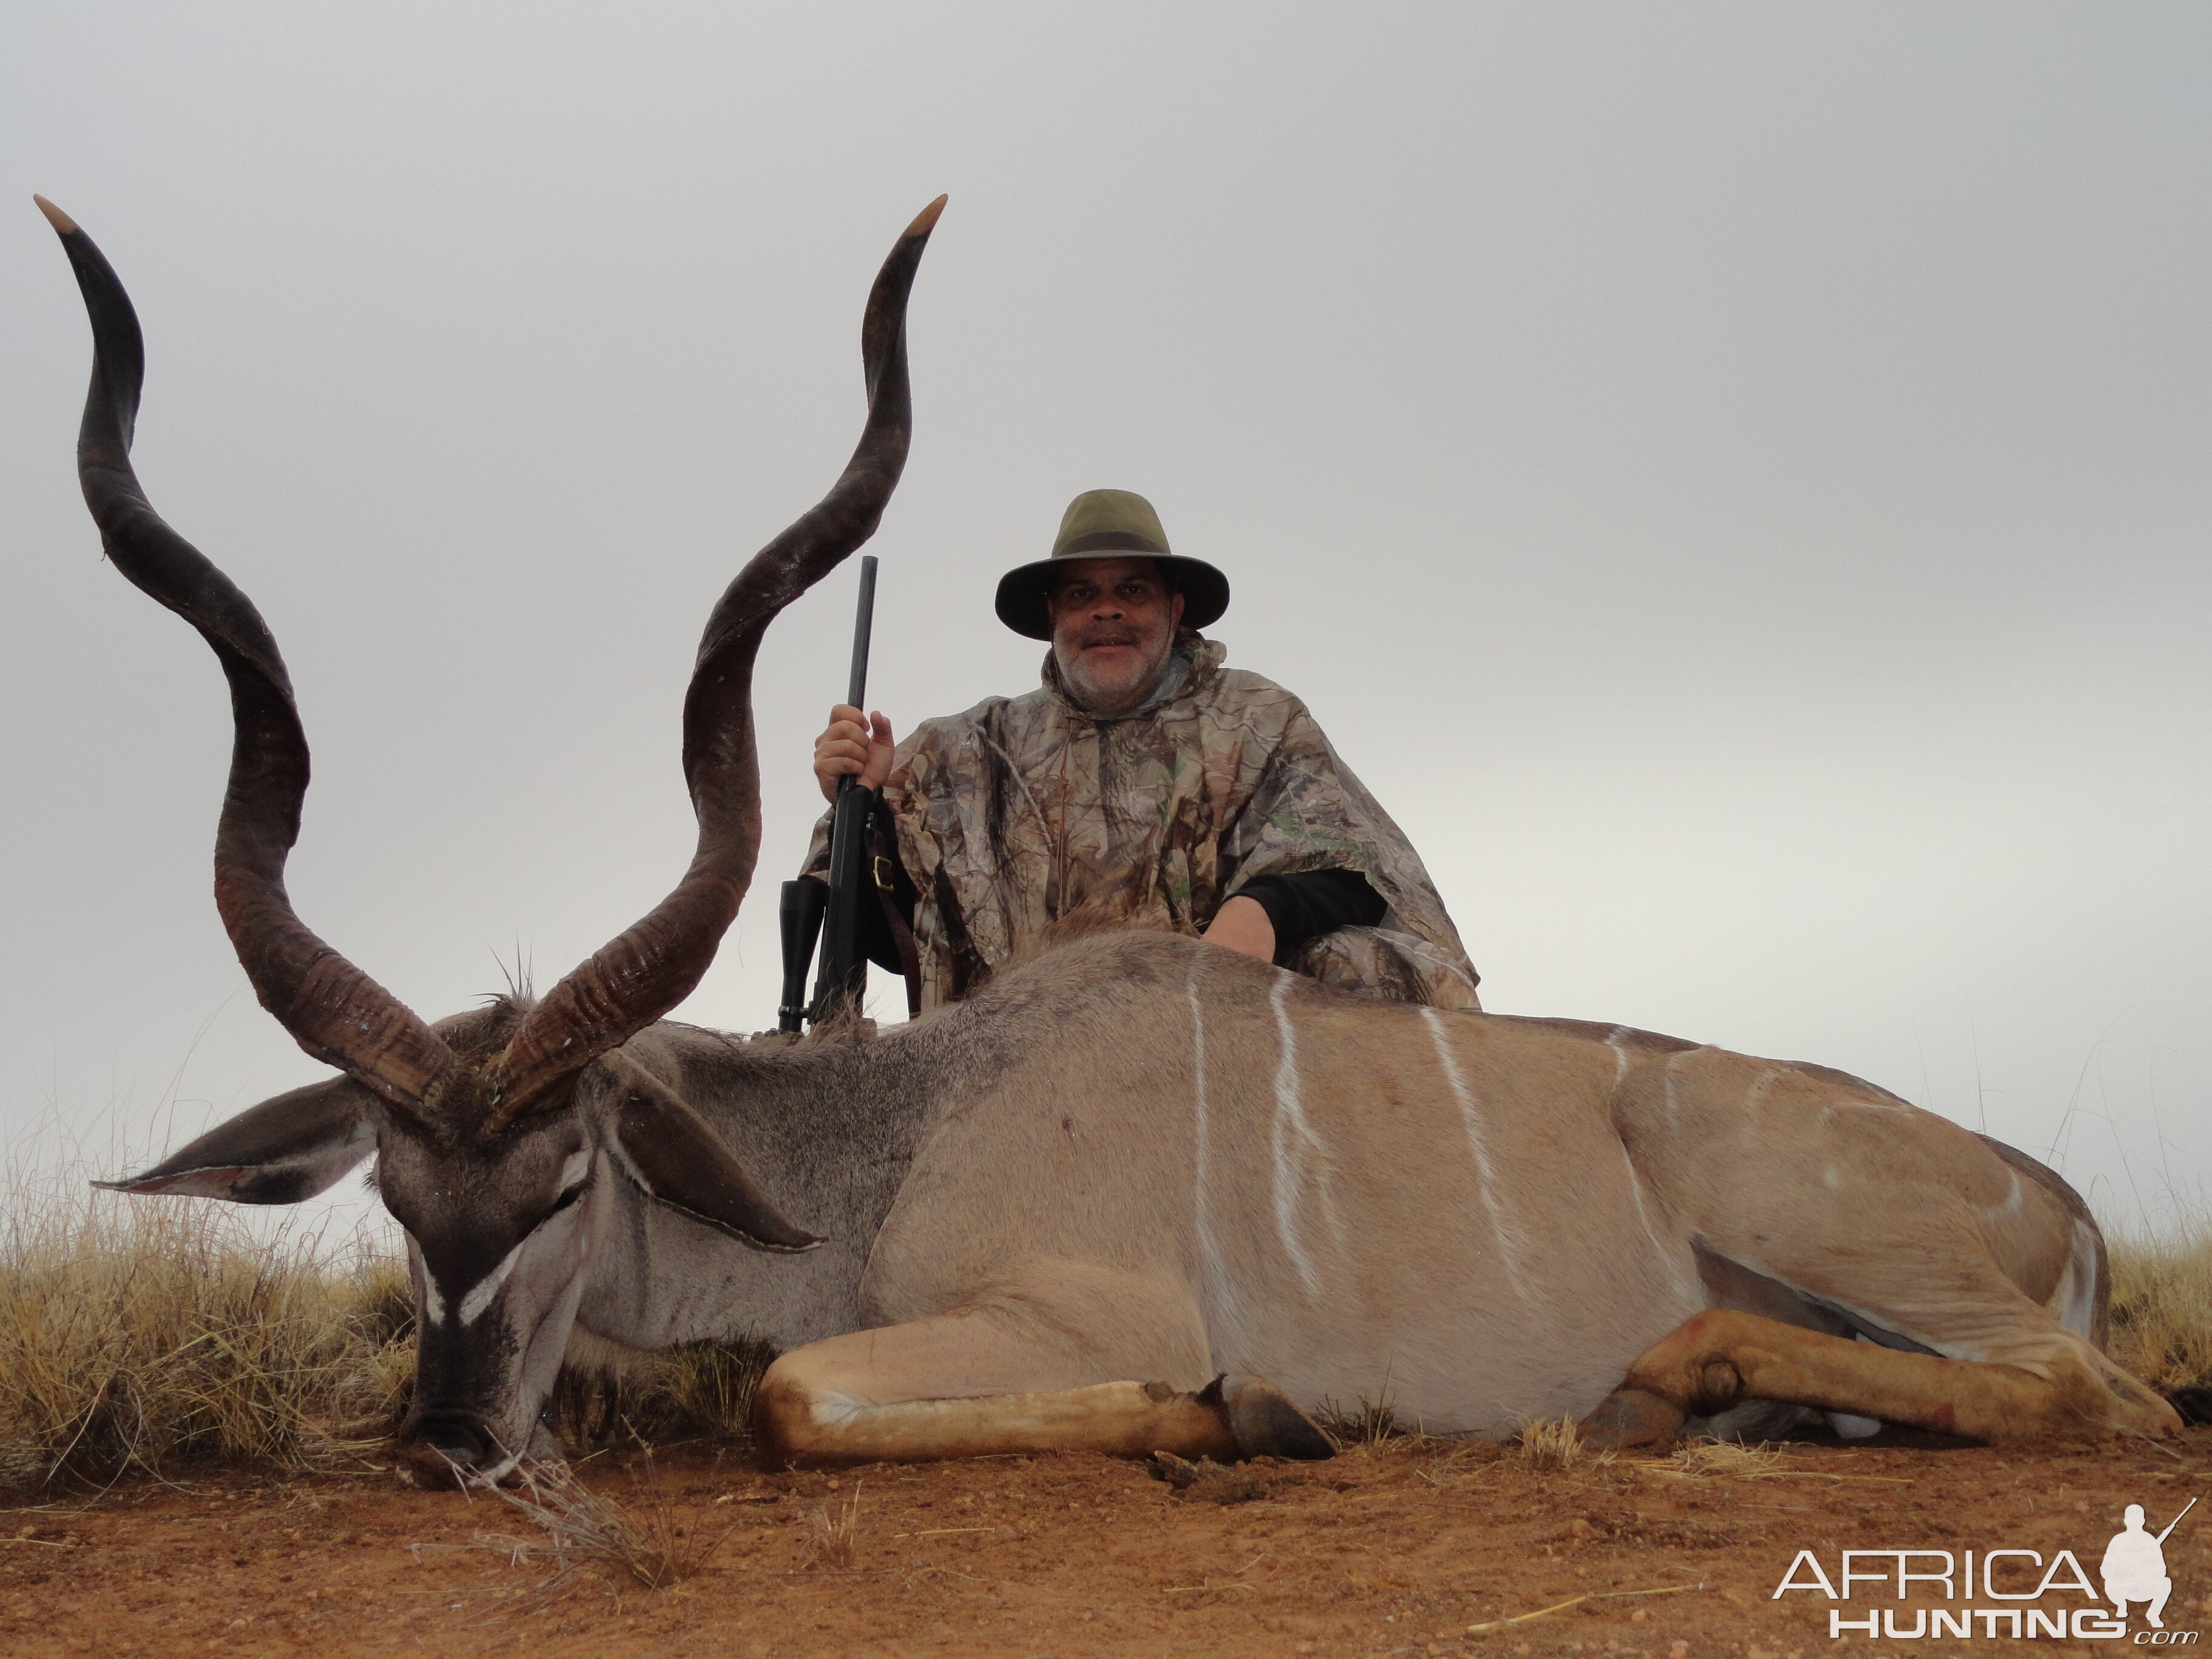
[39,197,2179,1487]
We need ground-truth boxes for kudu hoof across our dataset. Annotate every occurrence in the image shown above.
[1576,1387,1687,1453]
[1202,1373,1335,1461]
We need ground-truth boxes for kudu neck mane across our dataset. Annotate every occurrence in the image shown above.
[379,976,1049,1162]
[659,995,1041,1149]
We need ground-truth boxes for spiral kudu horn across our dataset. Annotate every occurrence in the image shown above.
[37,196,455,1114]
[488,196,947,1121]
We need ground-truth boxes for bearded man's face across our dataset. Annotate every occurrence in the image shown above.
[1046,557,1187,718]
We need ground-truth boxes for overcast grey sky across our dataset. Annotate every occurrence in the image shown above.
[3,3,2207,1238]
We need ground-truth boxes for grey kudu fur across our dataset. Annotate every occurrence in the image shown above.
[42,198,2178,1484]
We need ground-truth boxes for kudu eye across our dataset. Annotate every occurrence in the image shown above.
[534,1148,594,1230]
[541,1181,587,1227]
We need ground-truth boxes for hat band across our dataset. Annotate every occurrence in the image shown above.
[1057,530,1168,557]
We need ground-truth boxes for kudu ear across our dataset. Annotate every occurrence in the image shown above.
[600,1057,822,1254]
[93,1078,377,1203]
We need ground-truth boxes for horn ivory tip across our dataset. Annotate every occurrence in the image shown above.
[904,194,948,238]
[32,195,79,235]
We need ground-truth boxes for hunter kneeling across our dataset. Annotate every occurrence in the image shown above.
[805,488,1479,1013]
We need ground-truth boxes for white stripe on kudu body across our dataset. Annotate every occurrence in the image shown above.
[1663,1051,1689,1133]
[1421,1008,1533,1309]
[1186,968,1249,1348]
[1600,1033,1700,1304]
[1615,1148,1696,1305]
[1606,1027,1634,1084]
[1269,974,1341,1294]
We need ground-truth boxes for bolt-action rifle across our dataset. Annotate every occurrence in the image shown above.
[777,555,877,1031]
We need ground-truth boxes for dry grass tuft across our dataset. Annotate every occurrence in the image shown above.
[641,1338,775,1442]
[803,1478,863,1569]
[470,1458,726,1589]
[1667,1438,1785,1479]
[0,1170,777,1490]
[0,1185,410,1487]
[2108,1219,2212,1396]
[548,1336,776,1455]
[1515,1416,1586,1471]
[1412,1438,1498,1486]
[1314,1388,1399,1449]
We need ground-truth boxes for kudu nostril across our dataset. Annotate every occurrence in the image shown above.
[409,1414,491,1468]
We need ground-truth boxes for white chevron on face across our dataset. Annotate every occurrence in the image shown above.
[457,1240,526,1327]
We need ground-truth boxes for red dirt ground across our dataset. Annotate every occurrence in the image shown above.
[4,1427,2207,1657]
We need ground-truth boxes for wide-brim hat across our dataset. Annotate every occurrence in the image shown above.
[994,488,1230,641]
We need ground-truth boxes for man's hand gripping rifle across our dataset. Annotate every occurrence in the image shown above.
[779,555,879,1031]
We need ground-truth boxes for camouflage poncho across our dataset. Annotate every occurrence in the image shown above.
[806,635,1480,1014]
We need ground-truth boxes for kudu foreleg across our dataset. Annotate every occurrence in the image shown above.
[759,1356,1236,1466]
[754,1264,1332,1466]
[757,1327,1330,1467]
[1578,1309,2178,1451]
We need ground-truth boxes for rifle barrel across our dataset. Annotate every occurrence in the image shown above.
[844,554,878,723]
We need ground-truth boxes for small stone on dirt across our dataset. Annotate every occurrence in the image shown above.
[1147,1450,1271,1504]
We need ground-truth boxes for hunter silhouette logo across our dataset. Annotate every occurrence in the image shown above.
[2105,1498,2194,1631]
[1772,1495,2199,1641]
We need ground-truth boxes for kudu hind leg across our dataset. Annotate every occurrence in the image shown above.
[1578,1309,2179,1452]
